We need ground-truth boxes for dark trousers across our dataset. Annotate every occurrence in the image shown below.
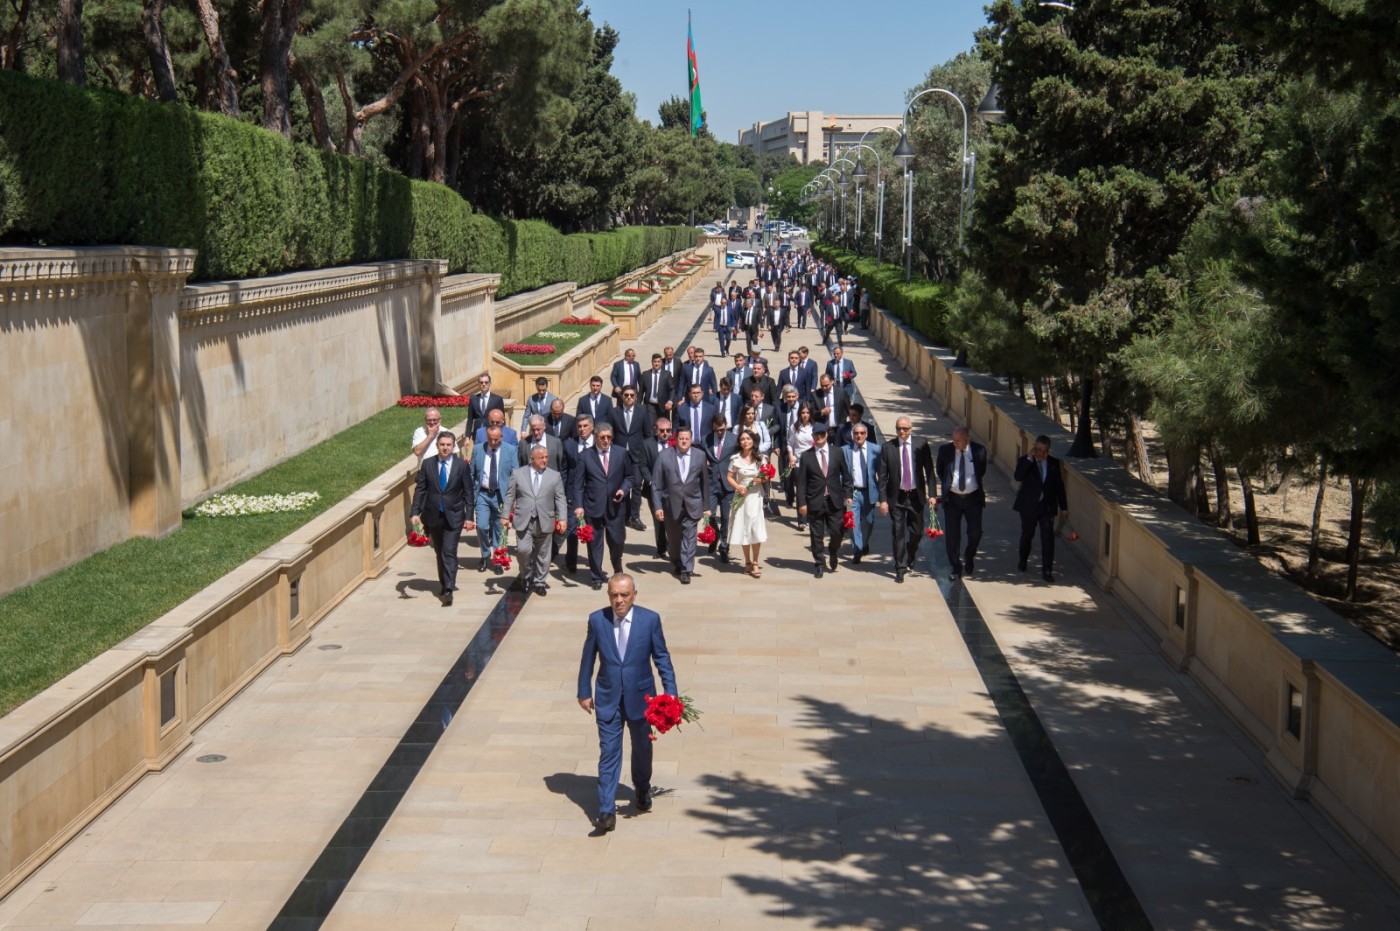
[822,320,843,349]
[771,324,783,352]
[889,490,925,571]
[942,493,984,568]
[1019,507,1057,570]
[595,712,652,815]
[586,516,625,584]
[742,324,760,352]
[716,325,732,356]
[807,503,844,565]
[711,491,732,552]
[796,305,810,328]
[427,521,461,592]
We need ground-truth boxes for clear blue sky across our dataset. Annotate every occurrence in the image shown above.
[583,1,993,141]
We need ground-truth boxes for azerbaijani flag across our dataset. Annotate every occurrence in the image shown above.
[687,12,703,136]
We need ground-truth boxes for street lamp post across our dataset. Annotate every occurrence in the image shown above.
[895,86,972,283]
[831,156,856,248]
[855,125,902,266]
[846,142,883,261]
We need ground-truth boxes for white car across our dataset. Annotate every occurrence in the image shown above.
[725,250,759,268]
[787,226,807,239]
[700,225,722,236]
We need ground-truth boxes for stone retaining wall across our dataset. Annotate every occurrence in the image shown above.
[869,304,1400,887]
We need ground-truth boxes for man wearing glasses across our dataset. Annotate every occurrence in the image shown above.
[411,407,457,461]
[639,419,674,559]
[878,417,936,583]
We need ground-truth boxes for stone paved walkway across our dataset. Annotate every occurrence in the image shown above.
[1,267,1396,930]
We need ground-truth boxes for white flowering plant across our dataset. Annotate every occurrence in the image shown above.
[534,330,585,340]
[193,491,321,518]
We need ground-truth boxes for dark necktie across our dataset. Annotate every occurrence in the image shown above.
[960,450,967,492]
[489,449,498,492]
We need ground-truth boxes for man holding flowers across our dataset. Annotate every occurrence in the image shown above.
[578,573,677,832]
[411,432,474,606]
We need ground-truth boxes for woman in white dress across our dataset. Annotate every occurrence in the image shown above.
[787,404,816,531]
[727,429,770,577]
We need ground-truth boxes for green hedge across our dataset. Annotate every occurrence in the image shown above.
[812,242,952,343]
[1,71,699,287]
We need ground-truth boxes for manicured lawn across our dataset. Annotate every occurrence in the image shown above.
[0,405,430,716]
[500,321,607,365]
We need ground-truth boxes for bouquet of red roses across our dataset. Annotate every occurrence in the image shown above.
[407,529,431,547]
[697,515,717,545]
[575,523,595,543]
[491,546,512,569]
[759,463,777,481]
[842,509,855,530]
[643,693,702,741]
[925,510,945,539]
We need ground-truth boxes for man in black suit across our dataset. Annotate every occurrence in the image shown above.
[576,375,613,424]
[701,413,738,562]
[777,350,811,402]
[468,373,505,438]
[740,360,777,409]
[936,426,989,580]
[878,416,936,583]
[825,345,857,389]
[810,374,850,433]
[674,382,716,437]
[546,399,577,442]
[679,347,718,400]
[609,387,653,531]
[739,294,762,352]
[640,354,675,420]
[1014,434,1070,583]
[795,424,853,578]
[411,432,473,606]
[561,415,597,573]
[835,402,877,449]
[569,422,636,591]
[660,346,683,386]
[639,418,673,558]
[713,377,743,430]
[610,348,641,402]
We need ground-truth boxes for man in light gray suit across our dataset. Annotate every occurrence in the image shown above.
[518,415,565,471]
[503,445,568,595]
[651,425,712,585]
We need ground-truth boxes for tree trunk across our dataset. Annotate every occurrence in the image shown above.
[2,0,32,70]
[292,55,335,151]
[1307,454,1327,577]
[259,0,301,138]
[1210,445,1231,527]
[1239,466,1260,546]
[1032,378,1043,411]
[334,64,361,156]
[1098,421,1112,461]
[1064,376,1076,432]
[57,0,85,86]
[1346,475,1368,601]
[141,0,179,102]
[1166,444,1201,514]
[192,0,239,117]
[1044,378,1058,422]
[1068,372,1097,457]
[1126,414,1152,486]
[1193,466,1210,519]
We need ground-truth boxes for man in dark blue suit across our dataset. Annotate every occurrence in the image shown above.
[411,432,473,606]
[577,573,677,832]
[1014,434,1069,583]
[673,382,716,437]
[701,413,738,563]
[576,376,614,425]
[679,347,719,400]
[777,350,812,402]
[569,422,636,591]
[609,348,641,402]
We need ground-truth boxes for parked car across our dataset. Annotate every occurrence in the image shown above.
[776,243,793,254]
[728,230,746,242]
[725,250,759,269]
[700,225,722,236]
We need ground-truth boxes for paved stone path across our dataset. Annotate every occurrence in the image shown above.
[1,267,1396,930]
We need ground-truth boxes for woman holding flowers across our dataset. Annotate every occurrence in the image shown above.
[786,404,816,532]
[727,429,770,577]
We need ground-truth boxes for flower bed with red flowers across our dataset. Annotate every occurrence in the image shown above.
[596,299,630,308]
[498,319,609,364]
[398,395,472,408]
[560,316,602,325]
[501,343,556,355]
[622,285,653,295]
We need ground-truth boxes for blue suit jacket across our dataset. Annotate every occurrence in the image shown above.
[468,442,519,495]
[578,606,677,722]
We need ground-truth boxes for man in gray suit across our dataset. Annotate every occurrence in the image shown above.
[503,445,568,595]
[518,414,565,471]
[651,425,712,585]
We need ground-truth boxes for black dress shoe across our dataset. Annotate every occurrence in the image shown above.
[680,572,691,585]
[591,581,603,591]
[656,548,667,559]
[477,563,488,573]
[596,812,616,832]
[1018,559,1028,572]
[718,550,730,564]
[828,556,838,572]
[567,563,578,574]
[493,564,503,576]
[533,584,548,596]
[950,567,962,581]
[1042,571,1055,583]
[796,522,807,532]
[895,569,905,583]
[707,542,717,555]
[509,577,527,592]
[629,519,647,531]
[635,790,652,813]
[852,554,862,565]
[814,565,824,579]
[442,592,453,606]
[964,557,975,575]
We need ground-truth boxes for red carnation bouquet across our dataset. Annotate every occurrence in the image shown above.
[1055,513,1080,543]
[842,509,855,530]
[491,546,512,569]
[575,523,595,543]
[696,515,717,545]
[759,462,777,481]
[643,693,702,741]
[925,510,945,539]
[407,529,431,547]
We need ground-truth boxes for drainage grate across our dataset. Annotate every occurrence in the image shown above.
[318,644,343,651]
[197,754,227,764]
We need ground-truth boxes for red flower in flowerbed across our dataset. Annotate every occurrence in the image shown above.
[501,343,556,355]
[561,316,603,325]
[407,530,431,547]
[643,693,701,741]
[575,523,595,543]
[622,286,652,295]
[596,299,631,308]
[759,463,777,481]
[398,395,472,408]
[491,547,512,569]
[842,510,855,530]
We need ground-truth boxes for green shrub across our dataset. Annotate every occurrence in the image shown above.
[561,233,594,284]
[408,180,474,271]
[815,242,951,343]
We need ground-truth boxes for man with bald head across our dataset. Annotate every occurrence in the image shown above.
[936,426,988,580]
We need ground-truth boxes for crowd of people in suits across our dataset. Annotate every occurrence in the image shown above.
[409,250,1069,605]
